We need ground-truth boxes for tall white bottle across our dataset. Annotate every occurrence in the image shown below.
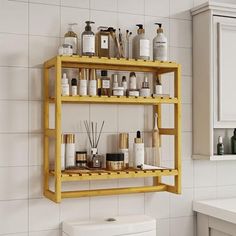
[65,134,75,168]
[153,23,167,61]
[133,131,144,168]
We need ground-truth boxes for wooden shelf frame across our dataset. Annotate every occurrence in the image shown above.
[43,56,182,203]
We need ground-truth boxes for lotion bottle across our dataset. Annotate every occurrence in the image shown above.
[61,73,69,96]
[153,23,167,61]
[82,21,95,56]
[64,23,78,55]
[133,131,144,168]
[132,24,150,60]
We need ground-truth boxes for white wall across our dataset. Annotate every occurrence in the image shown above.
[1,0,236,236]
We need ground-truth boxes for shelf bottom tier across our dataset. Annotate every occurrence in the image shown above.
[49,167,178,181]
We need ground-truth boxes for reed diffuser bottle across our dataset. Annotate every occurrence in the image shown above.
[84,120,105,168]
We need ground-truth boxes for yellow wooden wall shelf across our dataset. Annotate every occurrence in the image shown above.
[43,55,182,203]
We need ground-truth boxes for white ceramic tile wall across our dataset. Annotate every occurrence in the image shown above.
[2,1,236,236]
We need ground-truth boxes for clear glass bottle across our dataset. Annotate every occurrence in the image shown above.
[64,23,78,55]
[100,70,111,96]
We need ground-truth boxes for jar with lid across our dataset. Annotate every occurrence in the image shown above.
[62,44,73,56]
[106,153,125,171]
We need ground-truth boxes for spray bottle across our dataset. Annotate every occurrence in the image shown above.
[153,23,167,61]
[132,24,150,60]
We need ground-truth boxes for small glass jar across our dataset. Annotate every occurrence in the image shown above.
[113,87,125,96]
[62,44,73,56]
[106,153,125,171]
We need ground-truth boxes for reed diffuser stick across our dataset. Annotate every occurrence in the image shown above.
[84,120,105,149]
[95,121,105,148]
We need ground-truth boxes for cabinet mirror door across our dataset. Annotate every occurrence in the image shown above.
[214,16,236,128]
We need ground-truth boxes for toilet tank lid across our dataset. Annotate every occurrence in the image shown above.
[62,215,156,236]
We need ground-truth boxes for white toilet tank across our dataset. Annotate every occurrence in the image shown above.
[62,215,156,236]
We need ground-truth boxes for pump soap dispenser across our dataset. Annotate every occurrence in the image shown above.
[153,23,167,61]
[82,21,95,56]
[132,24,150,60]
[64,23,78,55]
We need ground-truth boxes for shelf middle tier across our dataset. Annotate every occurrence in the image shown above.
[49,96,178,105]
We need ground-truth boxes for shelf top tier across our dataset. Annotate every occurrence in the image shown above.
[44,56,180,74]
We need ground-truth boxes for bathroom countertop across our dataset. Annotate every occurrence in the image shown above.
[193,198,236,224]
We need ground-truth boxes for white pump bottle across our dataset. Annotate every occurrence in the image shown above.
[153,23,167,61]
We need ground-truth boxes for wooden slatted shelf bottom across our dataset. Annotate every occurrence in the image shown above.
[49,168,178,181]
[45,167,178,200]
[49,96,178,105]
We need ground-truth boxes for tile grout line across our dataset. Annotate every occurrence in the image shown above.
[27,0,30,235]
